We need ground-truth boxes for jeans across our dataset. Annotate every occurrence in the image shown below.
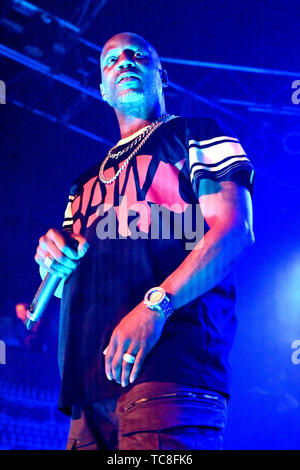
[66,382,227,450]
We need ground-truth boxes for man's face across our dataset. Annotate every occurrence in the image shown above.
[15,304,27,321]
[100,33,165,111]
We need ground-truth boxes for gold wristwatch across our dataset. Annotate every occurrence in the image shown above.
[144,287,174,319]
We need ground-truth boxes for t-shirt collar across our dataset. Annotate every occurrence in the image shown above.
[116,125,150,147]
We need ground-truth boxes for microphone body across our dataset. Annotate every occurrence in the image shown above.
[26,234,79,330]
[25,273,61,330]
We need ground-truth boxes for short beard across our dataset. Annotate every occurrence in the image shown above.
[112,90,147,114]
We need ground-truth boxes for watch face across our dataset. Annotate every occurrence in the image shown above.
[149,290,164,304]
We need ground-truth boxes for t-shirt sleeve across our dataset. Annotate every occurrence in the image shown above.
[186,117,255,197]
[62,183,79,232]
[49,184,79,299]
[39,187,76,299]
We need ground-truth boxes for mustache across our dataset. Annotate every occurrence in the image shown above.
[115,69,141,84]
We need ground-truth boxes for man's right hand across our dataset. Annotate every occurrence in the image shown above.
[35,228,89,279]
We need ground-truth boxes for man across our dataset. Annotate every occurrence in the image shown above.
[35,32,255,450]
[15,302,30,324]
[14,302,40,349]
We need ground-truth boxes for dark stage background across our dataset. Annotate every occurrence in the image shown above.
[0,0,299,450]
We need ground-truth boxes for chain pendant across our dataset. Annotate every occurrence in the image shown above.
[99,115,175,185]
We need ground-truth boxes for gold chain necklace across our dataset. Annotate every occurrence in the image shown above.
[99,114,175,185]
[108,125,152,160]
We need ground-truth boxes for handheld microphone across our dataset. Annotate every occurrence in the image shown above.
[25,237,79,331]
[25,273,62,330]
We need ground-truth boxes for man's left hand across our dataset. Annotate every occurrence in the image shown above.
[103,302,167,388]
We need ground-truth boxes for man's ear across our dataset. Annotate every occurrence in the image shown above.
[100,83,106,101]
[160,69,168,88]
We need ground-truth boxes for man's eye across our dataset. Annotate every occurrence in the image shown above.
[134,51,145,58]
[106,57,117,65]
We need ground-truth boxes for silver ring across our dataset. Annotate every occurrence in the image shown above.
[44,256,54,270]
[123,353,136,364]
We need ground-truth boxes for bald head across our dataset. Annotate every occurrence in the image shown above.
[100,32,162,72]
[99,32,167,115]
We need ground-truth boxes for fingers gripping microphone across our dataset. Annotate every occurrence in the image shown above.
[25,238,79,331]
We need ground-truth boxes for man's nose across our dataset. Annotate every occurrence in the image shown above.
[117,51,136,69]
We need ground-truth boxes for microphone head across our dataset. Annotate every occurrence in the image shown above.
[25,308,37,330]
[25,317,36,331]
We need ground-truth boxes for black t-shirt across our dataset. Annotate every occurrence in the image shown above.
[58,116,254,415]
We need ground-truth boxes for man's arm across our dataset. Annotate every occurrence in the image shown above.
[160,179,255,309]
[104,179,254,387]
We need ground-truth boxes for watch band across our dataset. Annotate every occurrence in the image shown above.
[155,295,174,318]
